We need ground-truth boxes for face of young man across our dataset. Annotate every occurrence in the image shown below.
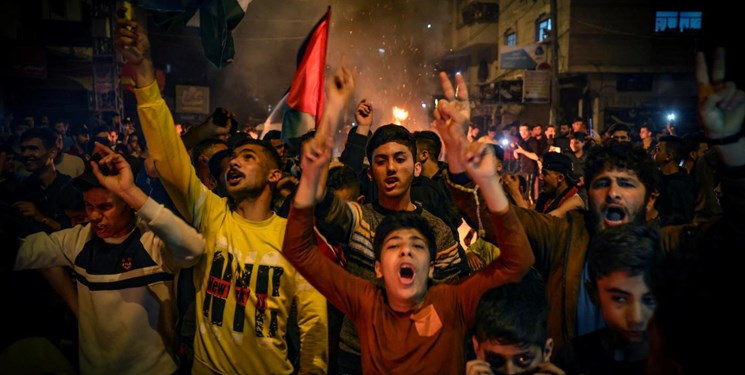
[519,126,530,141]
[472,338,552,375]
[652,142,669,166]
[569,138,585,153]
[374,228,433,311]
[225,144,280,199]
[84,187,136,238]
[596,271,656,344]
[20,137,57,173]
[610,131,631,143]
[587,167,647,231]
[369,142,416,203]
[639,127,652,141]
[540,169,562,194]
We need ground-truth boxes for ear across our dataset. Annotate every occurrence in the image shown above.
[356,195,366,205]
[419,150,429,163]
[367,166,373,181]
[198,154,210,165]
[267,169,283,184]
[471,336,481,355]
[543,338,554,362]
[414,162,422,178]
[428,261,434,279]
[374,260,383,279]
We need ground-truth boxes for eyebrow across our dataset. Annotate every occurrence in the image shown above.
[234,148,258,158]
[605,287,631,295]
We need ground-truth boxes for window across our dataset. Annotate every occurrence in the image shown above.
[505,29,516,46]
[655,11,702,32]
[536,15,552,42]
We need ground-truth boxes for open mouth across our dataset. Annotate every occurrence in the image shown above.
[624,330,644,341]
[384,177,399,190]
[398,263,415,285]
[602,205,627,225]
[226,169,244,185]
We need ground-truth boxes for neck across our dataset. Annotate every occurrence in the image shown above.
[660,162,679,175]
[388,293,425,313]
[233,189,274,221]
[642,138,652,147]
[36,165,57,187]
[574,149,584,158]
[422,161,439,178]
[378,194,414,212]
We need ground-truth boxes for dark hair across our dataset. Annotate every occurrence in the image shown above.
[658,135,685,164]
[587,223,661,288]
[191,138,228,167]
[413,130,442,160]
[584,142,658,201]
[366,124,417,164]
[90,125,112,137]
[262,130,283,142]
[20,127,58,150]
[608,123,632,135]
[231,138,282,170]
[327,164,360,198]
[373,212,436,262]
[473,270,548,347]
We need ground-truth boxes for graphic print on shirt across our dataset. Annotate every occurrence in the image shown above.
[202,250,285,337]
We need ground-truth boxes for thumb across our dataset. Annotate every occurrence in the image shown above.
[90,160,104,181]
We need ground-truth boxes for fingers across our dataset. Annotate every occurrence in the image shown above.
[439,72,455,100]
[455,72,469,100]
[93,141,114,157]
[711,47,726,84]
[695,52,710,86]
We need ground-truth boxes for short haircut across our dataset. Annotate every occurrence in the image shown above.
[473,270,548,347]
[608,123,632,135]
[90,125,112,137]
[373,211,436,262]
[231,137,282,170]
[327,164,360,198]
[658,135,685,164]
[413,130,442,160]
[191,138,228,166]
[588,223,661,288]
[584,142,658,201]
[366,124,417,164]
[262,130,283,142]
[530,123,543,130]
[20,127,58,150]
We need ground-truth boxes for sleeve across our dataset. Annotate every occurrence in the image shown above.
[430,214,470,282]
[283,203,372,319]
[14,226,83,270]
[137,197,206,268]
[293,272,329,374]
[456,206,534,325]
[338,131,369,174]
[313,190,355,245]
[134,81,223,230]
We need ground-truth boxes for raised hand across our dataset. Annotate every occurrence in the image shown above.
[696,47,745,139]
[317,65,355,144]
[464,142,499,185]
[354,99,373,128]
[113,12,154,87]
[434,72,470,173]
[91,142,135,196]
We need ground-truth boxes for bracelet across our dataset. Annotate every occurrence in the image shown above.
[706,130,744,145]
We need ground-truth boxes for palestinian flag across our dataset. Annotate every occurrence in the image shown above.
[281,6,331,152]
[139,0,252,67]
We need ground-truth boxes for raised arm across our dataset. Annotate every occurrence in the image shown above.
[92,143,205,268]
[294,66,355,209]
[114,16,218,226]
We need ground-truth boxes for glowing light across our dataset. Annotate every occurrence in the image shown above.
[392,106,409,125]
[427,24,431,29]
[378,48,385,54]
[421,103,427,109]
[667,113,676,121]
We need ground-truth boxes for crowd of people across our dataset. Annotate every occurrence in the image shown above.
[0,11,742,375]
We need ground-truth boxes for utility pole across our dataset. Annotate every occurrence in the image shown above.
[549,0,560,125]
[91,0,123,119]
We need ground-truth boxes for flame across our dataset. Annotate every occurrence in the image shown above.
[392,106,409,125]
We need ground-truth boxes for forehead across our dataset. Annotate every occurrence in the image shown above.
[83,187,122,205]
[597,271,651,294]
[480,339,540,357]
[372,142,412,158]
[591,167,642,183]
[21,137,45,147]
[383,228,427,244]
